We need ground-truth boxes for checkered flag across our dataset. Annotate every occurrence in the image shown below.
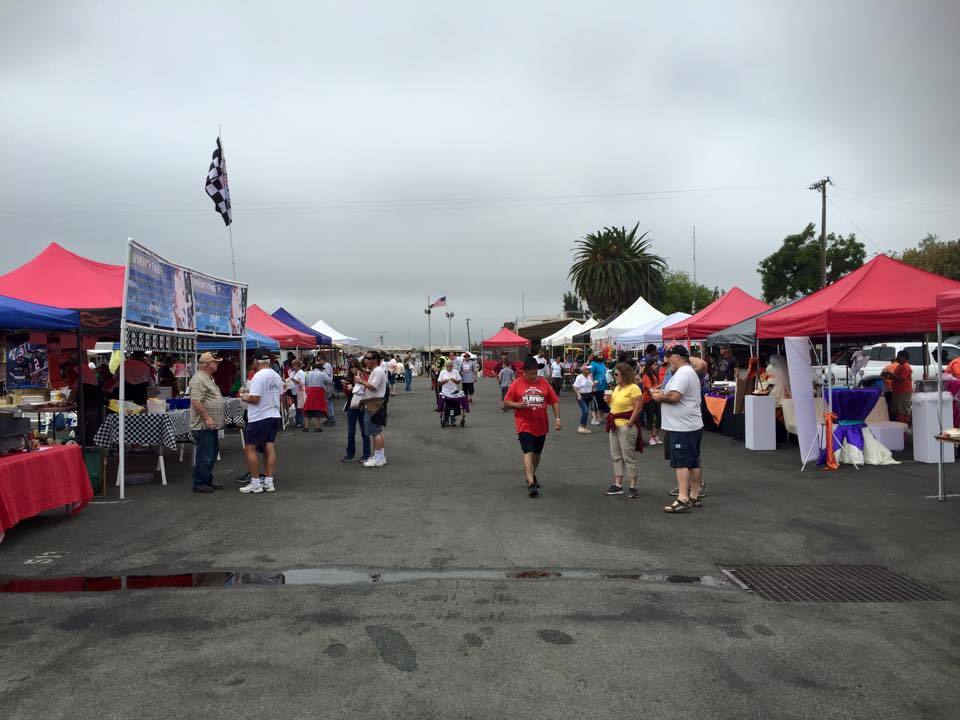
[205,137,232,226]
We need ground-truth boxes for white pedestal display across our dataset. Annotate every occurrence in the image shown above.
[912,392,955,464]
[745,394,777,451]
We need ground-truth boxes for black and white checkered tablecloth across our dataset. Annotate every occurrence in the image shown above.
[223,398,245,427]
[94,413,180,451]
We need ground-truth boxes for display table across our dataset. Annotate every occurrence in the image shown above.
[0,445,93,543]
[820,388,898,466]
[702,394,735,435]
[744,394,776,450]
[222,398,245,427]
[913,392,955,464]
[94,412,184,451]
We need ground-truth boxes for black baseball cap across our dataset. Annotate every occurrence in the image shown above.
[522,356,539,371]
[254,350,271,361]
[666,344,690,358]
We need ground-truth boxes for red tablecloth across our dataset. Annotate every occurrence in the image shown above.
[0,445,93,542]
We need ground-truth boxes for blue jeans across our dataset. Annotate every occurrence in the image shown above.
[577,396,591,427]
[192,429,219,488]
[404,369,412,392]
[345,407,370,460]
[295,408,303,426]
[325,388,336,424]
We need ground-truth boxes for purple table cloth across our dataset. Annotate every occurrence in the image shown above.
[818,387,881,466]
[945,377,960,427]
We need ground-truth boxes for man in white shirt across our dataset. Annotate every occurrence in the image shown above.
[355,350,389,467]
[238,352,284,494]
[549,356,563,394]
[318,354,336,425]
[535,351,547,378]
[459,353,477,404]
[652,345,705,513]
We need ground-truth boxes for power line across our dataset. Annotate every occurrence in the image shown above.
[826,196,884,256]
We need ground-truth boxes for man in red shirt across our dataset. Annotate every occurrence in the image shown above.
[882,351,913,423]
[503,356,562,497]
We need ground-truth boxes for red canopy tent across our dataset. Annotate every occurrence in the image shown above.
[936,289,960,331]
[662,287,770,342]
[481,327,530,377]
[757,255,960,339]
[0,242,124,309]
[246,304,316,348]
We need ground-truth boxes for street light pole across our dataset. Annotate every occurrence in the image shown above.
[465,318,472,355]
[445,312,455,347]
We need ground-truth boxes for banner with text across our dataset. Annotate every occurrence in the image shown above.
[191,272,247,336]
[125,244,196,332]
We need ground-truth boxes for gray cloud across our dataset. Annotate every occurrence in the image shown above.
[2,1,958,346]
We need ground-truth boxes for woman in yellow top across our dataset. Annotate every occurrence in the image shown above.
[604,363,644,498]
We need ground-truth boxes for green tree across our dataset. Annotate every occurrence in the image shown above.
[892,233,960,280]
[658,270,716,315]
[568,223,666,318]
[757,223,866,304]
[562,291,584,314]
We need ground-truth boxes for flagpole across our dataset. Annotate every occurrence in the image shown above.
[219,123,237,281]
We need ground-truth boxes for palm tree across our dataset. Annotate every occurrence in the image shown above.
[568,224,666,318]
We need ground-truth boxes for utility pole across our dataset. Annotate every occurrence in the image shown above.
[809,177,832,288]
[465,318,472,354]
[691,225,697,314]
[425,297,432,358]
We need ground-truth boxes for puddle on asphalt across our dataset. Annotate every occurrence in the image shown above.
[0,567,729,593]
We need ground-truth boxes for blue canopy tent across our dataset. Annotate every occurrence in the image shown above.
[198,328,280,351]
[0,294,80,331]
[271,307,332,346]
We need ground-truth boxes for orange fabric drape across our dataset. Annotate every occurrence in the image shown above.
[823,411,839,470]
[704,395,728,427]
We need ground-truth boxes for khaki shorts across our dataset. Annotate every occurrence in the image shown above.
[891,392,912,418]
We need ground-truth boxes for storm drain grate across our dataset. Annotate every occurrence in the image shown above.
[722,565,948,603]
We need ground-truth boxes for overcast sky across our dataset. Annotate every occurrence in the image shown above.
[2,1,958,347]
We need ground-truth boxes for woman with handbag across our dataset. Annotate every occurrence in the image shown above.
[342,359,371,463]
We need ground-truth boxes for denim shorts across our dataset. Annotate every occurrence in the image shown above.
[364,409,384,437]
[667,429,702,469]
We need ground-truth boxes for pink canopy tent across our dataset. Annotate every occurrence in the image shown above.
[246,304,316,348]
[936,289,960,331]
[757,255,960,338]
[481,327,530,377]
[662,287,770,342]
[0,242,124,309]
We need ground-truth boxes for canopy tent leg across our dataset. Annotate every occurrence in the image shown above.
[936,323,946,502]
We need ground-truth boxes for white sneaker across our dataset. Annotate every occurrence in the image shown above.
[590,419,600,426]
[239,478,263,494]
[262,479,275,492]
[577,427,591,434]
[363,457,385,467]
[648,438,657,446]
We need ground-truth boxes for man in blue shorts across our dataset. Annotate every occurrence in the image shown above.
[652,345,704,513]
[238,352,283,494]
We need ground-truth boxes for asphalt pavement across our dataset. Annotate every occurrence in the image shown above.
[1,378,958,719]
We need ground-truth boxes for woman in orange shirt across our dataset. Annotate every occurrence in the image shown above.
[640,359,663,446]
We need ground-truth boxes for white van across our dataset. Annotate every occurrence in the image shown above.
[863,342,960,383]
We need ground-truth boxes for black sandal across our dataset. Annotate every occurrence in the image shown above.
[663,499,691,513]
[690,496,703,508]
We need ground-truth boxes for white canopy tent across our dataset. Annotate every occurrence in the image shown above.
[590,296,665,343]
[616,311,692,348]
[541,320,583,348]
[562,316,598,344]
[311,318,357,345]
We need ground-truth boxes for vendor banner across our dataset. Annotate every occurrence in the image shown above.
[5,338,48,389]
[125,243,195,332]
[191,271,247,336]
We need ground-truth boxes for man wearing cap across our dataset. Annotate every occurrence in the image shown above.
[238,351,284,493]
[503,356,562,498]
[652,345,704,513]
[189,352,225,494]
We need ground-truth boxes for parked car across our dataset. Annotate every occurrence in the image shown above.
[862,342,960,383]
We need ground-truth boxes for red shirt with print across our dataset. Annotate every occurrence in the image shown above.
[504,376,558,436]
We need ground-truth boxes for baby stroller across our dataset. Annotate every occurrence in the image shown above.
[439,391,467,428]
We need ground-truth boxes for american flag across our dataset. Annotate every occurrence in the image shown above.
[205,137,232,226]
[429,296,447,309]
